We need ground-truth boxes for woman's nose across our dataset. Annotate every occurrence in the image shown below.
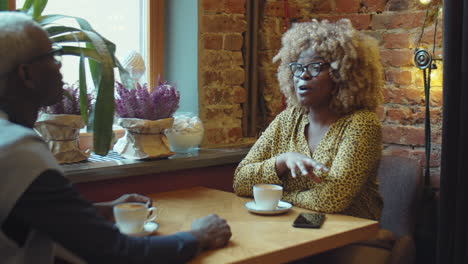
[299,69,312,80]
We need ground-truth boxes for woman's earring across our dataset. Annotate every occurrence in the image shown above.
[328,61,340,82]
[330,61,339,70]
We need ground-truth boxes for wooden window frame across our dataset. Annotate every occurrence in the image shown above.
[147,0,164,88]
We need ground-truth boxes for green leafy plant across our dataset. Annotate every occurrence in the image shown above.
[0,0,133,155]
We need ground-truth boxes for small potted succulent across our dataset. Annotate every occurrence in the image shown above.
[113,80,180,159]
[35,83,93,163]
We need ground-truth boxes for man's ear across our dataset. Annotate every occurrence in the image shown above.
[16,64,35,89]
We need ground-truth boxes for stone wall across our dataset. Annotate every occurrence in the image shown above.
[199,0,443,188]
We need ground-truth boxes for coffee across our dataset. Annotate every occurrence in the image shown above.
[113,202,157,234]
[253,184,283,210]
[115,203,146,210]
[259,185,282,190]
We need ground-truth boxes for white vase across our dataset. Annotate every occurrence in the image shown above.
[113,117,174,160]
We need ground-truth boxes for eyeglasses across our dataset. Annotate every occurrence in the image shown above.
[27,44,64,65]
[0,44,63,78]
[289,62,329,78]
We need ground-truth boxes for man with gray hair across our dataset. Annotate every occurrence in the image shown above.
[0,12,231,264]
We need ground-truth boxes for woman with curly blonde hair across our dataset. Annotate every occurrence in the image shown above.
[233,18,384,220]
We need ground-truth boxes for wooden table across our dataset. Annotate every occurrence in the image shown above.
[149,187,378,264]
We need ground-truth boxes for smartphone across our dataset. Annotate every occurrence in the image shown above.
[292,212,326,228]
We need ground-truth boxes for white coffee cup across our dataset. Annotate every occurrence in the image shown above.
[253,184,283,210]
[113,202,157,234]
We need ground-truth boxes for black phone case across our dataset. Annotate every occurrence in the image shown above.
[292,213,325,228]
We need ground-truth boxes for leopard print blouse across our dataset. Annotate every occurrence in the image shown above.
[233,107,383,220]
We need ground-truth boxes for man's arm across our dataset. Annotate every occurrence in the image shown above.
[3,169,199,264]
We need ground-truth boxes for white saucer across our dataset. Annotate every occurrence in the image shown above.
[245,201,293,215]
[125,222,159,237]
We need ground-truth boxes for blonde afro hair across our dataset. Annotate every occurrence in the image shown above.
[273,19,383,114]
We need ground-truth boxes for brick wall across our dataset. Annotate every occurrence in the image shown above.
[199,0,247,145]
[199,0,443,188]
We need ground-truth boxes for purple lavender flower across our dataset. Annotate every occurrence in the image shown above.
[115,82,138,118]
[41,83,93,115]
[114,80,180,120]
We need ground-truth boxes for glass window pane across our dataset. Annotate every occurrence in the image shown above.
[17,0,145,85]
[164,0,198,114]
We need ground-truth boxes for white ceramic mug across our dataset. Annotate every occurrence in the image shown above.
[253,184,283,210]
[113,202,157,234]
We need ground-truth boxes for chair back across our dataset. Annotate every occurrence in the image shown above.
[377,155,423,238]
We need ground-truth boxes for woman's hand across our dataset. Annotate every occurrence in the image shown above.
[275,152,329,183]
[94,193,152,221]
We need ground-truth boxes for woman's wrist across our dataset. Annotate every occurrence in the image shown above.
[275,153,288,175]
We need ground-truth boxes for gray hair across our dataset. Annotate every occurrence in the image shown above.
[0,12,45,96]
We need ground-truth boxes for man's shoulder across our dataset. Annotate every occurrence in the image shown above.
[0,118,58,170]
[0,118,42,149]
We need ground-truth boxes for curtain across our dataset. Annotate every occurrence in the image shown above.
[437,0,468,263]
[242,0,259,137]
[243,0,267,137]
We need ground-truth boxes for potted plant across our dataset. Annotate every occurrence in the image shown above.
[35,83,93,163]
[113,80,180,159]
[0,0,133,155]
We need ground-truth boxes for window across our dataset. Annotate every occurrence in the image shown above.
[163,0,198,114]
[17,0,145,85]
[15,0,199,114]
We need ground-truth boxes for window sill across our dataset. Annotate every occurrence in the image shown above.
[63,147,250,184]
[78,128,125,152]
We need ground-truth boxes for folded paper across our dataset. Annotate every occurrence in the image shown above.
[113,117,174,160]
[34,114,90,164]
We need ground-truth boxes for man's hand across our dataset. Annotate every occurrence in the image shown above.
[94,193,152,221]
[190,214,232,251]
